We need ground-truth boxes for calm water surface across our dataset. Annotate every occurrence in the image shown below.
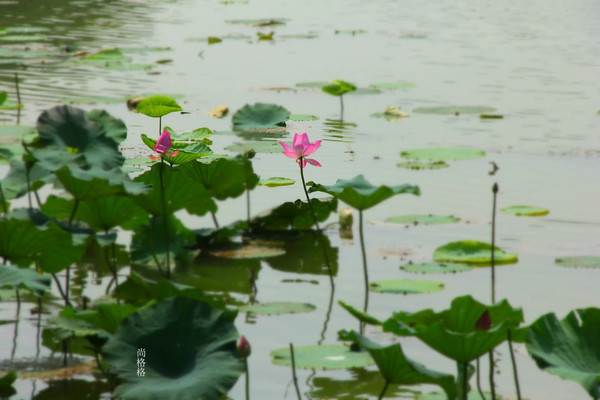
[0,0,599,399]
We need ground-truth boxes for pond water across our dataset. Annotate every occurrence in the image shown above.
[1,0,599,399]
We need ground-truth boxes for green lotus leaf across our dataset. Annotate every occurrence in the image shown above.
[36,105,124,170]
[135,95,182,118]
[339,300,382,326]
[287,114,319,121]
[86,108,128,144]
[264,232,339,276]
[63,303,141,335]
[238,301,316,315]
[232,103,290,131]
[413,105,496,115]
[171,127,213,142]
[82,48,126,60]
[141,134,213,163]
[348,332,456,399]
[400,148,485,161]
[179,157,259,200]
[370,279,444,294]
[103,297,244,400]
[1,158,53,200]
[322,80,357,96]
[383,295,524,363]
[251,198,338,230]
[41,327,95,357]
[526,308,600,399]
[130,214,196,270]
[433,240,518,265]
[55,165,147,201]
[501,205,549,216]
[554,256,600,269]
[132,163,216,216]
[0,264,51,297]
[258,177,295,187]
[0,211,85,273]
[0,91,6,105]
[400,262,473,274]
[42,194,149,232]
[50,307,103,337]
[0,371,16,398]
[309,174,420,210]
[397,161,449,170]
[0,125,35,143]
[225,140,284,154]
[387,214,460,225]
[271,345,374,370]
[479,114,504,119]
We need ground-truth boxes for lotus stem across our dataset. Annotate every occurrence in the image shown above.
[14,73,21,106]
[507,330,522,400]
[246,188,250,229]
[211,211,220,229]
[491,183,498,304]
[10,298,20,362]
[358,209,369,335]
[0,183,7,215]
[378,380,390,400]
[150,215,165,278]
[489,352,496,400]
[340,95,344,120]
[289,343,302,400]
[244,358,250,400]
[476,358,486,400]
[463,361,469,400]
[35,297,41,361]
[159,161,171,279]
[299,163,335,290]
[158,116,162,138]
[34,190,41,208]
[94,348,109,380]
[51,273,72,307]
[68,199,79,226]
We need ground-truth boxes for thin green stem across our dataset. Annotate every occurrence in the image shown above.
[158,116,162,137]
[290,343,302,400]
[340,95,344,120]
[463,361,469,400]
[508,330,522,400]
[94,349,109,380]
[378,380,390,400]
[489,351,496,400]
[64,199,80,306]
[244,358,250,400]
[159,161,171,279]
[68,199,79,226]
[358,209,369,335]
[211,211,220,229]
[0,183,7,215]
[246,188,250,229]
[491,183,498,304]
[51,273,72,307]
[150,215,165,277]
[476,358,486,400]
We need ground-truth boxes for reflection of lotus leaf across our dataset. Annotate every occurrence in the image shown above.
[397,161,449,170]
[526,308,600,399]
[103,297,244,400]
[311,369,418,400]
[264,233,338,276]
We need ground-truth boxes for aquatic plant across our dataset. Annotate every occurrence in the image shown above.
[149,130,179,160]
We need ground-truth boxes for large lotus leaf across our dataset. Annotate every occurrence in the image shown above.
[322,80,357,96]
[132,163,216,216]
[271,345,373,370]
[0,371,16,398]
[232,103,290,131]
[0,264,51,297]
[36,105,124,170]
[309,175,419,210]
[263,232,338,276]
[433,240,518,265]
[103,297,243,400]
[1,158,53,200]
[251,197,338,230]
[130,214,197,270]
[135,95,182,118]
[42,194,149,232]
[55,165,147,201]
[526,308,600,399]
[179,157,259,200]
[86,109,128,144]
[0,211,85,273]
[383,295,523,363]
[61,303,141,335]
[349,332,456,399]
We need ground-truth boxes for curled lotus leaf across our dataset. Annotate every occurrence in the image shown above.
[322,80,357,96]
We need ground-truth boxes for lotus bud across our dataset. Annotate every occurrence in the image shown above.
[237,335,251,358]
[475,310,491,331]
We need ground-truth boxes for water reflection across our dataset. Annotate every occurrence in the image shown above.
[323,118,357,138]
[264,232,339,276]
[32,378,110,400]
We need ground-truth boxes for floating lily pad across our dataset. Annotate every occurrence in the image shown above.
[501,205,549,216]
[287,114,318,121]
[82,49,127,60]
[348,87,381,95]
[208,244,285,259]
[369,82,415,90]
[225,18,287,25]
[413,105,496,115]
[387,214,460,225]
[370,279,444,294]
[258,177,295,187]
[554,256,600,269]
[271,345,373,370]
[238,302,316,315]
[400,262,473,274]
[400,148,485,161]
[279,34,318,39]
[480,114,504,119]
[225,140,283,154]
[397,161,449,170]
[295,81,328,88]
[433,240,518,265]
[334,29,367,35]
[232,103,290,131]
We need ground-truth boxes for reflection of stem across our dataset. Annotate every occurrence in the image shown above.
[15,73,21,125]
[35,297,41,361]
[10,290,20,363]
[340,95,344,121]
[150,215,165,277]
[358,210,369,335]
[488,352,496,400]
[51,273,72,307]
[476,358,486,399]
[64,199,79,306]
[317,280,335,345]
[508,330,522,400]
[290,343,302,400]
[211,211,220,229]
[244,358,250,400]
[159,161,171,279]
[378,380,389,400]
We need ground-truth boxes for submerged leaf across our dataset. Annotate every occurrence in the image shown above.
[413,105,496,115]
[387,214,460,225]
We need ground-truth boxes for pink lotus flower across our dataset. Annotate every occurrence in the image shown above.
[149,130,179,160]
[237,335,251,358]
[280,133,321,168]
